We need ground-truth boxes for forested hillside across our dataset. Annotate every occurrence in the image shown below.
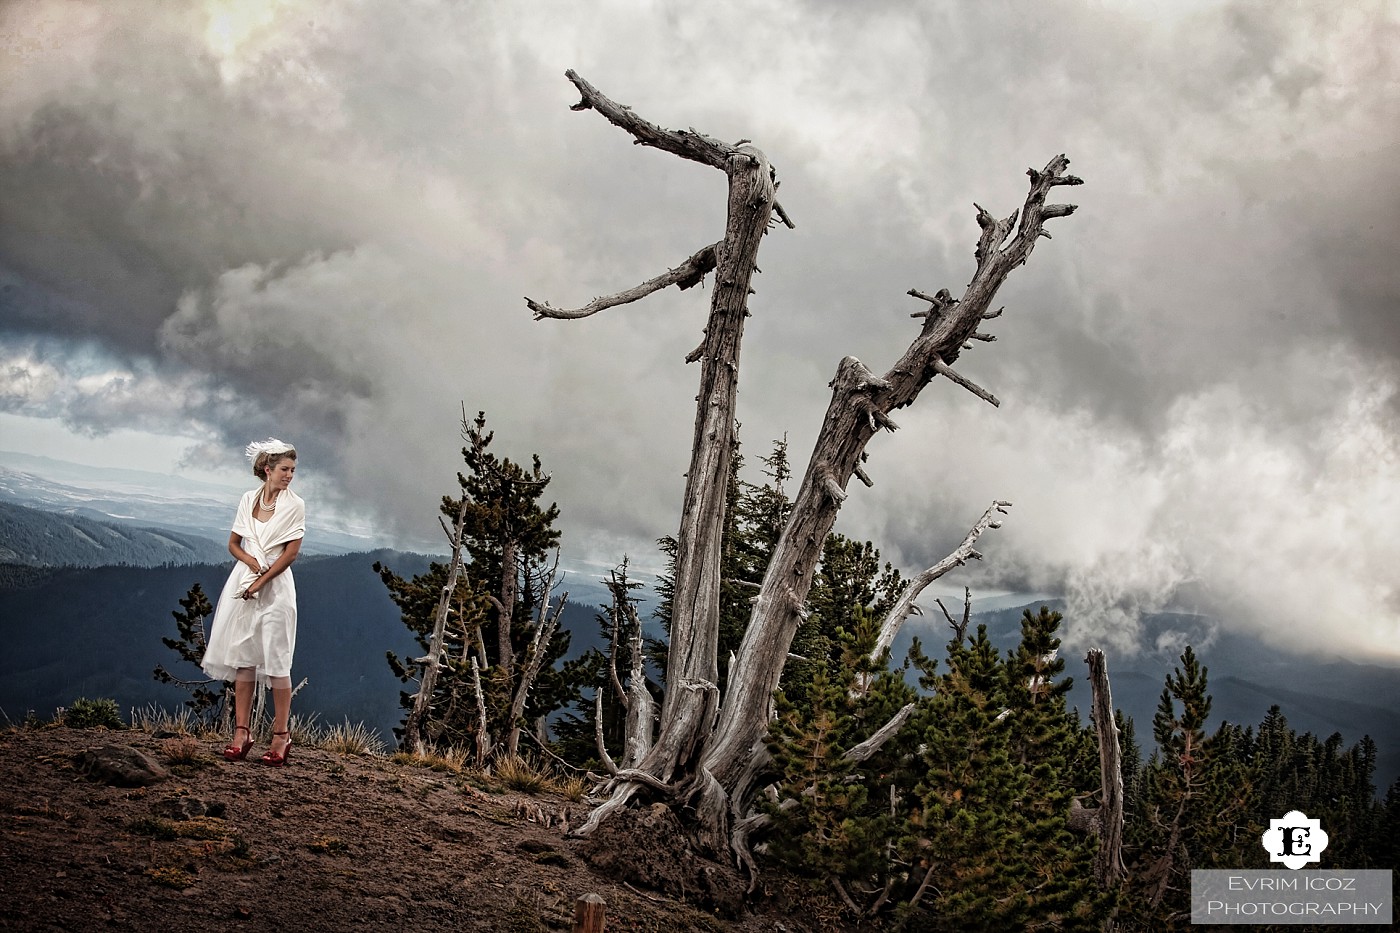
[0,501,229,567]
[0,552,602,742]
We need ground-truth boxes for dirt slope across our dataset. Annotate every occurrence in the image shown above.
[0,726,844,932]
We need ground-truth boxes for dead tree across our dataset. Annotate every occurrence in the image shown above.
[503,558,567,758]
[594,561,658,773]
[1084,648,1126,890]
[528,70,1080,860]
[401,489,471,756]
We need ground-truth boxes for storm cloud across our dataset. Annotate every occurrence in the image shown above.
[2,0,1397,661]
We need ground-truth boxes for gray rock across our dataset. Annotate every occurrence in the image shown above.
[72,745,170,787]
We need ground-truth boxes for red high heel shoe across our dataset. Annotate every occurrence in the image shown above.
[222,725,253,761]
[260,730,292,767]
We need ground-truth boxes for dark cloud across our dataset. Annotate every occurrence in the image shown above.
[1,0,1397,660]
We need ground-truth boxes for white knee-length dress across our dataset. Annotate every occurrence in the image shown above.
[201,488,306,688]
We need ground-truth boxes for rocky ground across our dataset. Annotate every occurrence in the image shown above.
[0,726,848,932]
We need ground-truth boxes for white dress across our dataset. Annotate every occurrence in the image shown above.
[201,488,306,687]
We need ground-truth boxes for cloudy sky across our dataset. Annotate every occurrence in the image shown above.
[2,0,1397,662]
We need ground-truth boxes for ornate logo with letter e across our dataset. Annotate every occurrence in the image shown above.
[1261,809,1328,869]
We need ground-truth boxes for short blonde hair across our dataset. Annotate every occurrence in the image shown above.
[252,448,297,480]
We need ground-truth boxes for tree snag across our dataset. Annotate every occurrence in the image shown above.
[528,69,1081,865]
[401,481,471,756]
[1082,648,1126,893]
[504,558,566,757]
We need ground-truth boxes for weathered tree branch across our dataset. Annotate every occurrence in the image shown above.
[504,559,565,757]
[932,356,1000,408]
[561,70,792,222]
[470,656,491,767]
[865,501,1010,672]
[595,687,619,776]
[843,703,916,763]
[527,242,718,320]
[935,586,973,645]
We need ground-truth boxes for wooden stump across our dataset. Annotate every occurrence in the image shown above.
[572,893,606,933]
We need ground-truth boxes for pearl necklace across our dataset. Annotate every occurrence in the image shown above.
[259,488,279,512]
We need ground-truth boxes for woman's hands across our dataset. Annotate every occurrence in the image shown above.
[240,558,269,599]
[241,572,266,599]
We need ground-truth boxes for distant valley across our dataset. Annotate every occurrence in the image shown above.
[0,451,375,555]
[0,500,230,567]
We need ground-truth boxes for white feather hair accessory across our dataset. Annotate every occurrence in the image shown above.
[245,437,295,461]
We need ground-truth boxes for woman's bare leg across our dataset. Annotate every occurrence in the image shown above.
[233,668,256,735]
[268,674,292,756]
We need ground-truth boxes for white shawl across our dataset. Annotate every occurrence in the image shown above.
[230,487,306,597]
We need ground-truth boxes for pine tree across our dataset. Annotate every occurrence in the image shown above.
[1117,710,1143,819]
[764,607,917,913]
[895,625,1032,931]
[1124,646,1249,930]
[377,411,581,757]
[1372,776,1400,870]
[999,607,1112,929]
[783,533,904,712]
[152,583,226,724]
[457,410,562,674]
[766,662,889,884]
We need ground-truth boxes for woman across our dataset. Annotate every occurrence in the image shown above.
[202,438,305,766]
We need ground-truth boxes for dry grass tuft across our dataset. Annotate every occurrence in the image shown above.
[128,704,218,738]
[160,735,207,767]
[392,745,474,774]
[146,865,195,889]
[555,775,588,802]
[492,754,552,795]
[314,719,387,757]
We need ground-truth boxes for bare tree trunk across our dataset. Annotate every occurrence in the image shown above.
[401,496,471,755]
[594,687,618,776]
[621,581,655,769]
[497,538,519,676]
[1086,648,1126,890]
[596,562,655,771]
[529,70,1081,856]
[505,562,564,757]
[470,656,492,767]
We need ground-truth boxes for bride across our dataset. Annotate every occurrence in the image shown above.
[202,438,305,766]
